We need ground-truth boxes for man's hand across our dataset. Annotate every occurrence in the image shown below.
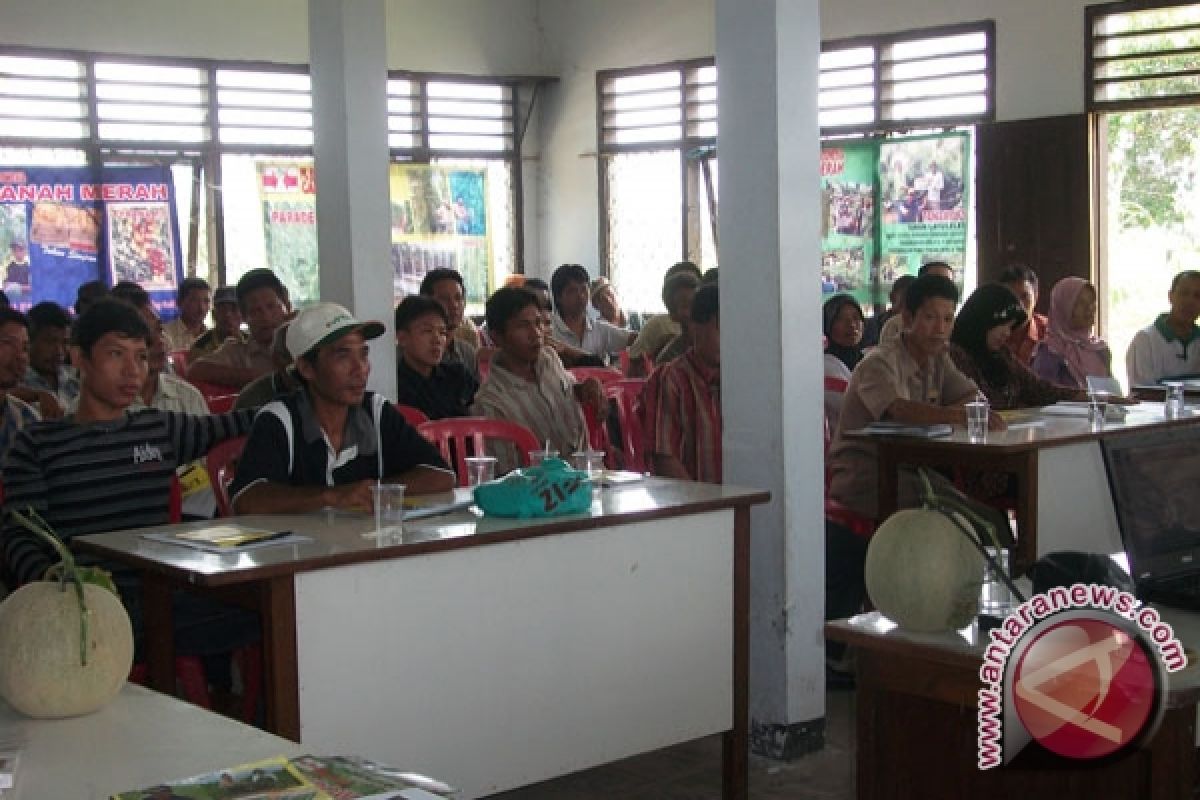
[321,479,376,512]
[574,377,607,415]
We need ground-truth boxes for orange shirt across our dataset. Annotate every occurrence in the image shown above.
[1007,311,1048,366]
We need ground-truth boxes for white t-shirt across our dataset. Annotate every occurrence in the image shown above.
[1125,318,1200,386]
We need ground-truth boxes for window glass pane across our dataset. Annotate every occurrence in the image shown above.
[0,146,87,165]
[218,127,314,146]
[217,108,312,128]
[217,89,310,109]
[819,67,874,90]
[427,133,507,151]
[389,133,419,149]
[888,96,987,120]
[697,157,719,273]
[605,150,682,313]
[95,62,206,85]
[98,102,206,124]
[610,71,681,93]
[820,47,875,71]
[888,74,987,101]
[891,32,987,60]
[0,119,86,138]
[216,70,310,91]
[428,117,509,135]
[610,125,683,145]
[889,53,987,81]
[0,97,84,119]
[0,55,83,79]
[610,89,681,111]
[819,107,876,128]
[0,77,83,98]
[427,82,506,101]
[427,99,507,118]
[98,122,208,142]
[95,83,205,104]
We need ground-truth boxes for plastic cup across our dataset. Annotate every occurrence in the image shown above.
[371,483,406,538]
[571,450,605,478]
[1165,382,1186,419]
[981,547,1013,614]
[1088,391,1110,430]
[528,449,559,466]
[965,401,988,443]
[465,455,497,486]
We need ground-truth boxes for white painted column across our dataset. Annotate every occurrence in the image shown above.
[715,0,826,758]
[308,0,396,399]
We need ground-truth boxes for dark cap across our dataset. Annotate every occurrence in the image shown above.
[213,287,237,306]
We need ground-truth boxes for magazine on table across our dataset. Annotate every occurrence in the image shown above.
[141,524,309,553]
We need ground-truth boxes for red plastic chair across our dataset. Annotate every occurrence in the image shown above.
[618,349,654,377]
[169,349,189,378]
[568,366,623,385]
[417,417,540,486]
[188,378,241,401]
[606,379,647,472]
[206,394,237,414]
[824,375,849,394]
[395,403,430,426]
[206,435,247,518]
[477,349,493,383]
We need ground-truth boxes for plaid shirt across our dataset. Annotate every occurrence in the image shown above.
[0,393,38,468]
[654,349,722,483]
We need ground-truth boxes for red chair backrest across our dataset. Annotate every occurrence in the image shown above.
[824,375,849,394]
[417,417,539,486]
[568,366,623,385]
[206,435,248,517]
[395,403,430,427]
[169,350,189,377]
[206,394,237,414]
[477,349,493,383]
[188,378,241,401]
[606,379,647,472]
[168,475,183,523]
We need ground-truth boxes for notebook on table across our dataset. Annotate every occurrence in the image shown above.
[1100,425,1200,610]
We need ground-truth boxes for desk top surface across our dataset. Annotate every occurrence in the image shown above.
[76,477,768,586]
[848,401,1200,454]
[0,683,302,799]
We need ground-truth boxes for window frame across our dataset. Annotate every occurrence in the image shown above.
[1085,0,1200,113]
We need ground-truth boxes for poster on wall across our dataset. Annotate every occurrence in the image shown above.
[878,132,970,292]
[0,165,182,315]
[257,161,319,307]
[387,163,491,305]
[820,140,877,306]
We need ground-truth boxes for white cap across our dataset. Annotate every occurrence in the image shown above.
[286,302,385,359]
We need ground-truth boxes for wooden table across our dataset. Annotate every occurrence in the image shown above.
[855,403,1200,571]
[826,610,1200,800]
[76,479,769,800]
[0,683,304,799]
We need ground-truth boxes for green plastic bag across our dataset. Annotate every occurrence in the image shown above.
[473,457,594,518]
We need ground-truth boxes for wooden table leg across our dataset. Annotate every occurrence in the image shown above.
[722,506,751,800]
[259,574,300,742]
[1012,451,1038,574]
[141,573,174,692]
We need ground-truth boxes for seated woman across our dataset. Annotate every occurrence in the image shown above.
[1032,277,1115,391]
[948,283,1083,410]
[822,294,864,431]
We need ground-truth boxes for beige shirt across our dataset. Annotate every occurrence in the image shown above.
[470,347,585,473]
[827,334,978,519]
[163,317,207,352]
[191,337,274,379]
[130,372,209,415]
[628,314,681,359]
[878,312,905,344]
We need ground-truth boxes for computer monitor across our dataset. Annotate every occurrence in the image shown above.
[1100,425,1200,583]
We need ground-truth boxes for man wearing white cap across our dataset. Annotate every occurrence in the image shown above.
[230,302,454,514]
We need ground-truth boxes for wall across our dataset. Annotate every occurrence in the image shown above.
[533,0,1099,275]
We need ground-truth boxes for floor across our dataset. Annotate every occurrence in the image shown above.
[489,690,855,799]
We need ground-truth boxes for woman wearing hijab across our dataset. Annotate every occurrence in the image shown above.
[1032,277,1115,390]
[948,283,1083,410]
[822,294,865,431]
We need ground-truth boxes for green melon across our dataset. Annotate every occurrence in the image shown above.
[864,507,986,633]
[0,580,133,718]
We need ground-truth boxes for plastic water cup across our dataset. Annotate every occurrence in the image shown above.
[528,449,559,466]
[465,455,497,486]
[1165,382,1186,419]
[571,450,605,478]
[371,483,406,538]
[981,547,1013,614]
[965,401,988,443]
[1088,391,1110,430]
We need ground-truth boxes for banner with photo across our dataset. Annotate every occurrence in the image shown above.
[0,165,182,315]
[387,163,491,305]
[818,131,970,308]
[257,161,319,306]
[820,140,877,305]
[878,132,970,296]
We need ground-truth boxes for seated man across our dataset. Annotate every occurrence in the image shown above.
[189,286,246,358]
[2,299,256,656]
[876,261,956,344]
[653,271,700,366]
[628,261,703,374]
[652,283,721,482]
[550,263,635,364]
[19,300,78,414]
[230,303,455,514]
[234,322,298,410]
[825,274,1002,630]
[163,276,211,352]
[1126,270,1200,385]
[471,287,605,472]
[188,269,291,388]
[394,295,478,420]
[0,308,38,466]
[998,263,1048,366]
[419,268,480,381]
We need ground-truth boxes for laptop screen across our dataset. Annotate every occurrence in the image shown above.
[1100,425,1200,582]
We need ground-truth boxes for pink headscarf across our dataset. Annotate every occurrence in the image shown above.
[1043,277,1109,386]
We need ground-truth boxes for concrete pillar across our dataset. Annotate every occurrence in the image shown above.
[308,0,396,398]
[715,0,826,758]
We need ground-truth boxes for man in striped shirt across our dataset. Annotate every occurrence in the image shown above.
[2,300,256,655]
[471,287,606,473]
[653,284,721,483]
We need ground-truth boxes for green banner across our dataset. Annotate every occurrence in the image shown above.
[820,140,876,306]
[878,132,970,294]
